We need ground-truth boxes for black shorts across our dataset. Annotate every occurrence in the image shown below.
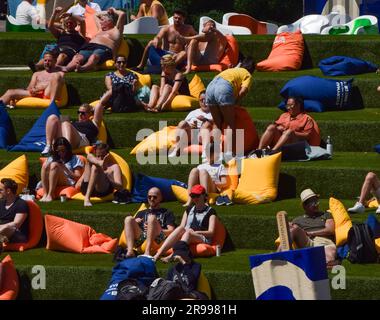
[80,181,114,198]
[58,45,77,61]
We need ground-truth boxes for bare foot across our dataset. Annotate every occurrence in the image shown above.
[41,195,53,202]
[160,255,174,264]
[75,63,83,73]
[84,200,92,207]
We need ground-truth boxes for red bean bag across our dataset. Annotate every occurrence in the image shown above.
[256,30,304,72]
[45,214,118,254]
[221,106,259,154]
[4,201,43,252]
[191,35,239,72]
[0,255,19,300]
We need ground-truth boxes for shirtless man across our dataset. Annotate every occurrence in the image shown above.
[0,51,64,107]
[134,8,196,71]
[62,7,125,72]
[184,19,227,74]
[78,142,123,207]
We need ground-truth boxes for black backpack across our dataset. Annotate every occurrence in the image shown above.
[347,223,379,263]
[116,278,148,300]
[146,278,186,300]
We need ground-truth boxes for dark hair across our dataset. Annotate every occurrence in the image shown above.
[173,8,186,17]
[1,178,18,194]
[44,50,58,60]
[198,90,206,98]
[52,137,73,163]
[240,56,256,73]
[288,96,304,112]
[94,141,110,153]
[114,54,127,62]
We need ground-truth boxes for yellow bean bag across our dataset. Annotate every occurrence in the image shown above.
[72,120,107,154]
[197,271,211,300]
[368,198,379,208]
[329,197,352,246]
[118,203,165,254]
[100,39,130,70]
[165,74,205,111]
[130,126,177,155]
[15,83,68,108]
[233,152,281,205]
[71,151,132,202]
[0,154,29,195]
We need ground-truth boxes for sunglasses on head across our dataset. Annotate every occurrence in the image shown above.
[77,111,87,115]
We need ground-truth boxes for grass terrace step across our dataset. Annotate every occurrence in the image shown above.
[0,150,379,199]
[9,248,380,300]
[6,107,380,152]
[0,68,378,108]
[33,198,376,251]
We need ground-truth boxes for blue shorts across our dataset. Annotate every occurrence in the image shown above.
[205,77,235,106]
[79,43,113,64]
[148,46,186,70]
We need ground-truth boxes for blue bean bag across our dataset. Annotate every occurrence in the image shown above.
[9,101,60,152]
[0,102,12,149]
[131,173,187,203]
[375,144,380,154]
[278,76,353,112]
[319,56,378,76]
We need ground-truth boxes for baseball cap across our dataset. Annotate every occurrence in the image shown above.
[300,188,319,204]
[190,184,206,196]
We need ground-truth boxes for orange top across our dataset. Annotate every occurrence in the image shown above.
[275,112,321,146]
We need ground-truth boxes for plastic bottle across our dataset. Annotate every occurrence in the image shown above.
[326,136,333,156]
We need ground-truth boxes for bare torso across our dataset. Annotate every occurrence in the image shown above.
[198,31,227,63]
[164,24,196,53]
[33,69,64,96]
[91,27,121,53]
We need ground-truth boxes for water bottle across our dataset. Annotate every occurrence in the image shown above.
[326,136,333,156]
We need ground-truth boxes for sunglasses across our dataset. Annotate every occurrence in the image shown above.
[77,111,87,116]
[116,60,126,64]
[148,195,158,200]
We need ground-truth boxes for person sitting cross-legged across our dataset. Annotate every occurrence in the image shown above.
[348,172,380,214]
[123,187,176,258]
[0,178,29,245]
[153,184,217,263]
[77,142,123,207]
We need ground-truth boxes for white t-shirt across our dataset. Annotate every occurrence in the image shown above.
[15,1,39,25]
[67,2,102,17]
[196,163,227,184]
[184,109,213,129]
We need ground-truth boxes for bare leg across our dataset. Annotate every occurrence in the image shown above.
[147,85,160,110]
[174,50,187,71]
[220,105,236,154]
[153,226,186,261]
[40,162,50,201]
[184,40,199,74]
[105,164,123,191]
[77,54,100,72]
[358,172,380,204]
[43,162,69,202]
[45,114,62,146]
[199,169,217,194]
[289,224,310,248]
[136,42,154,69]
[61,122,82,149]
[144,215,162,256]
[184,168,200,206]
[62,54,85,72]
[272,129,298,151]
[172,121,191,155]
[84,165,109,206]
[124,216,142,257]
[0,89,31,105]
[44,73,64,102]
[258,124,281,149]
[155,84,173,111]
[199,121,213,155]
[209,105,223,131]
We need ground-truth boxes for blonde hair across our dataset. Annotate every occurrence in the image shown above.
[161,54,176,67]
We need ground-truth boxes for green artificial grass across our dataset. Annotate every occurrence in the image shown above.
[9,248,380,299]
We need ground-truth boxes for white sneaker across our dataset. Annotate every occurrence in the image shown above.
[348,202,365,214]
[41,145,51,156]
[376,206,380,215]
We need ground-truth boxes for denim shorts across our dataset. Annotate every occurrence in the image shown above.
[205,77,235,106]
[79,43,113,64]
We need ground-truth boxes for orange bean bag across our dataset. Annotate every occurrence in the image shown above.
[35,156,86,200]
[256,30,304,72]
[4,201,43,252]
[191,35,239,72]
[221,106,259,154]
[45,214,118,254]
[0,255,19,300]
